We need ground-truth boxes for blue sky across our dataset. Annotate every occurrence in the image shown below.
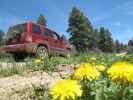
[0,0,133,44]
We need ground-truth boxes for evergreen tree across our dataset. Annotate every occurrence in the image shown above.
[115,40,121,53]
[128,38,133,53]
[67,7,95,52]
[93,29,99,48]
[120,43,127,51]
[0,30,4,40]
[98,27,106,52]
[104,29,114,52]
[0,30,4,46]
[128,39,133,46]
[37,14,47,26]
[98,27,113,52]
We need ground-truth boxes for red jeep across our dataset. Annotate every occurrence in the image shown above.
[1,22,71,59]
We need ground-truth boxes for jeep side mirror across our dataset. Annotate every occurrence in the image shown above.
[60,35,66,41]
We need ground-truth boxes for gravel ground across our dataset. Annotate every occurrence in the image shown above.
[0,64,74,100]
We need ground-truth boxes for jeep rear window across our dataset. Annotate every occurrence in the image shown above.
[7,23,27,38]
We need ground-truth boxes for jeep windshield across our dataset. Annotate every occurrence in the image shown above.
[6,23,27,44]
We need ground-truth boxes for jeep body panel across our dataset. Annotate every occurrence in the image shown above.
[1,22,70,56]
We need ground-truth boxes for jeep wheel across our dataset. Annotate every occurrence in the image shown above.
[36,46,48,59]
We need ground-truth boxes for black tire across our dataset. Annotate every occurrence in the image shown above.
[36,46,48,59]
[13,53,26,62]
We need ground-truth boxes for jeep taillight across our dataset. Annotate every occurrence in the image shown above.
[65,43,68,48]
[25,35,32,42]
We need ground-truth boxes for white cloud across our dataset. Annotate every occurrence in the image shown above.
[113,22,121,26]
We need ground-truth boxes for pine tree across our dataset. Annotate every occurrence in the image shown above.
[0,30,4,46]
[115,40,121,53]
[37,14,47,26]
[98,27,113,52]
[0,30,4,40]
[67,7,95,52]
[104,29,114,52]
[128,39,133,46]
[128,38,133,53]
[120,43,127,51]
[98,27,106,52]
[93,29,99,48]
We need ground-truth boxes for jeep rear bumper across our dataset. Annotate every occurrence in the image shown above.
[0,43,38,54]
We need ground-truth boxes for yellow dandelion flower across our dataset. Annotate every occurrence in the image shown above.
[35,59,41,65]
[73,63,100,81]
[96,64,106,72]
[50,80,82,100]
[107,61,133,84]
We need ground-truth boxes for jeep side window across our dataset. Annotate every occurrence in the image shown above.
[52,32,60,40]
[43,28,50,36]
[43,28,59,40]
[32,24,41,34]
[43,28,55,38]
[48,32,54,38]
[52,33,58,40]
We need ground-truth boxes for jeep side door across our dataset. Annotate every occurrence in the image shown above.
[42,28,58,55]
[31,24,42,42]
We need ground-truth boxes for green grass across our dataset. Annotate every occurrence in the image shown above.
[0,52,133,77]
[0,66,26,77]
[0,53,133,99]
[0,53,15,62]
